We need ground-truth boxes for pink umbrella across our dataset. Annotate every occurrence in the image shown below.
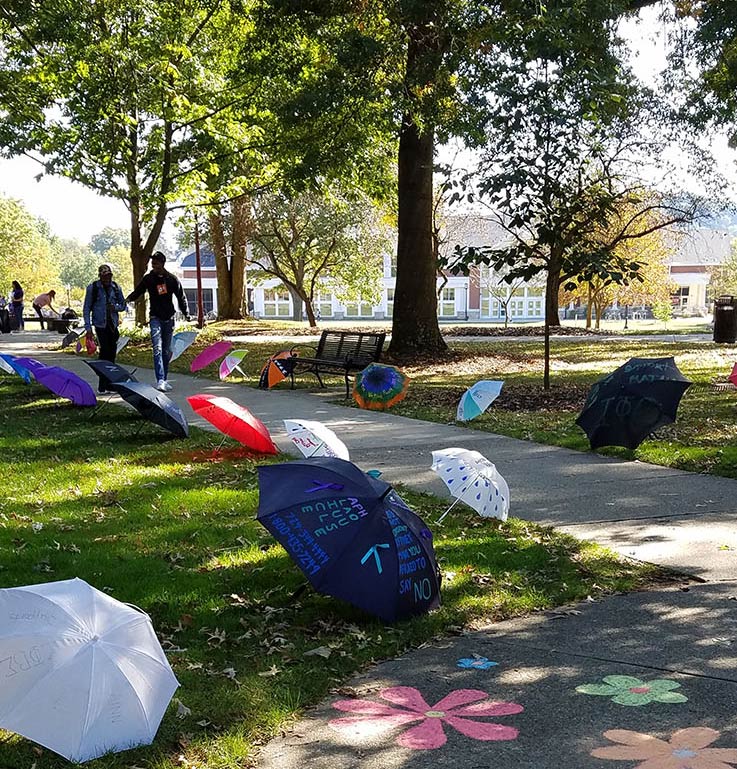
[189,341,233,372]
[730,363,737,388]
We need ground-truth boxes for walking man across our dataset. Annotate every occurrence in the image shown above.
[32,289,57,330]
[83,264,128,393]
[126,251,190,392]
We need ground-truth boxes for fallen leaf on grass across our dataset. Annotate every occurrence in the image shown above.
[304,646,332,658]
[258,665,280,677]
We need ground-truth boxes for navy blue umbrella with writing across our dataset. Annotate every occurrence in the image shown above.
[576,356,691,450]
[257,457,441,623]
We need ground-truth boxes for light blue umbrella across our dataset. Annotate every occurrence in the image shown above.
[456,380,504,422]
[170,331,198,362]
[0,354,33,384]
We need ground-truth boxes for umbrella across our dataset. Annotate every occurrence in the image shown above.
[353,363,409,410]
[190,340,233,372]
[170,331,198,362]
[219,349,249,380]
[259,350,297,389]
[0,354,32,384]
[61,328,85,349]
[187,394,277,453]
[257,457,441,622]
[457,380,504,422]
[0,354,17,376]
[13,357,47,380]
[34,366,97,407]
[729,362,737,388]
[84,359,138,384]
[0,577,179,763]
[111,381,189,438]
[283,418,350,460]
[116,335,130,354]
[430,448,510,522]
[576,356,692,450]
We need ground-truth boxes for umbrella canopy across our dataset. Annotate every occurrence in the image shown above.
[115,335,130,354]
[219,349,249,380]
[170,331,198,362]
[257,457,441,622]
[187,394,277,453]
[0,353,24,378]
[576,356,692,450]
[0,577,179,763]
[13,357,47,380]
[34,366,97,407]
[190,340,233,372]
[283,418,350,460]
[61,328,85,349]
[259,350,297,389]
[84,359,138,384]
[729,362,737,388]
[431,448,510,521]
[0,354,32,384]
[353,363,409,411]
[457,380,504,422]
[111,381,189,438]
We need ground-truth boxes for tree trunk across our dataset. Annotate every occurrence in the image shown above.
[545,255,562,327]
[303,297,317,327]
[389,113,446,356]
[229,196,250,319]
[288,287,303,321]
[543,314,551,391]
[129,236,149,326]
[586,284,593,329]
[209,209,231,319]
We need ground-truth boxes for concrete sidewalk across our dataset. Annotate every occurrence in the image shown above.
[4,331,737,768]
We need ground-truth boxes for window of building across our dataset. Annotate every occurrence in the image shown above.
[263,288,291,317]
[438,287,456,317]
[184,288,214,316]
[344,298,374,317]
[386,288,394,318]
[317,291,333,318]
[525,287,544,297]
[673,286,690,309]
[510,298,525,318]
[527,298,543,316]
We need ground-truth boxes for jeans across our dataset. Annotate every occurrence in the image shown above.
[150,316,174,383]
[12,303,23,330]
[33,303,45,329]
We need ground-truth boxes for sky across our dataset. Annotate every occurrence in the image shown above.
[0,6,733,244]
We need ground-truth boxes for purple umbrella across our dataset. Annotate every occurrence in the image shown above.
[190,341,233,372]
[12,357,47,380]
[34,366,97,407]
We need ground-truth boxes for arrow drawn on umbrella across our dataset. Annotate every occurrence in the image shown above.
[360,543,390,574]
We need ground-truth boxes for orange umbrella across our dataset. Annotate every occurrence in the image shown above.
[259,350,297,389]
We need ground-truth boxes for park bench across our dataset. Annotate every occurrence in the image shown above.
[289,330,386,397]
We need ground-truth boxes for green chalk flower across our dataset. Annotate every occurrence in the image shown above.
[576,675,688,706]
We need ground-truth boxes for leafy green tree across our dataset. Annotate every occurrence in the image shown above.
[53,239,98,291]
[709,241,737,299]
[249,187,389,326]
[0,194,58,297]
[89,228,130,256]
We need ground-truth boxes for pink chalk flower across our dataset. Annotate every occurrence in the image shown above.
[328,686,522,750]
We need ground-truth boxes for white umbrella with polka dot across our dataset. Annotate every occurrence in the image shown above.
[430,448,510,523]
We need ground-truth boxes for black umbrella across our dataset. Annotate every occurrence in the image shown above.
[84,360,138,390]
[111,381,189,438]
[576,356,691,450]
[257,457,441,622]
[61,328,84,349]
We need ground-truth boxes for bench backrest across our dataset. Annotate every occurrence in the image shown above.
[316,331,385,365]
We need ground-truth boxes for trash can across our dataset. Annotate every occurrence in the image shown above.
[713,295,737,343]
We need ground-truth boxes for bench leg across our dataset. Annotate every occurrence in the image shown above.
[344,373,351,399]
[314,370,325,388]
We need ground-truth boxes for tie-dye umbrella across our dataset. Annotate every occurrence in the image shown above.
[456,380,504,422]
[0,354,32,384]
[219,350,249,380]
[187,394,277,453]
[430,448,510,523]
[190,340,233,372]
[259,350,297,389]
[170,331,198,362]
[353,363,409,411]
[283,419,350,460]
[116,335,130,354]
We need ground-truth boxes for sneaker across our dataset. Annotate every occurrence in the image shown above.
[157,380,168,392]
[162,380,173,392]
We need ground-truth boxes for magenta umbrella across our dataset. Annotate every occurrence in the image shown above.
[34,366,97,407]
[190,341,233,372]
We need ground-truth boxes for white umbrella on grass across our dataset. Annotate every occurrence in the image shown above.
[0,577,179,763]
[430,447,510,523]
[283,418,350,460]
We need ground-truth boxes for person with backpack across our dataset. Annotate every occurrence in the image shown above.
[83,264,128,393]
[9,280,24,332]
[126,251,190,392]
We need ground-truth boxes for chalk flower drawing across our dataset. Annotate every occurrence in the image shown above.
[592,728,737,769]
[577,675,688,706]
[457,656,499,670]
[328,686,522,750]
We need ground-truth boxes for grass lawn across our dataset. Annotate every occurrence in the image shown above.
[0,378,667,769]
[117,326,737,478]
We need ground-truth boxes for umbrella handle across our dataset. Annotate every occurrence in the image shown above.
[436,471,480,524]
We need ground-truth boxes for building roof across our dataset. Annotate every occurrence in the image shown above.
[180,247,216,268]
[439,215,511,261]
[668,229,733,267]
